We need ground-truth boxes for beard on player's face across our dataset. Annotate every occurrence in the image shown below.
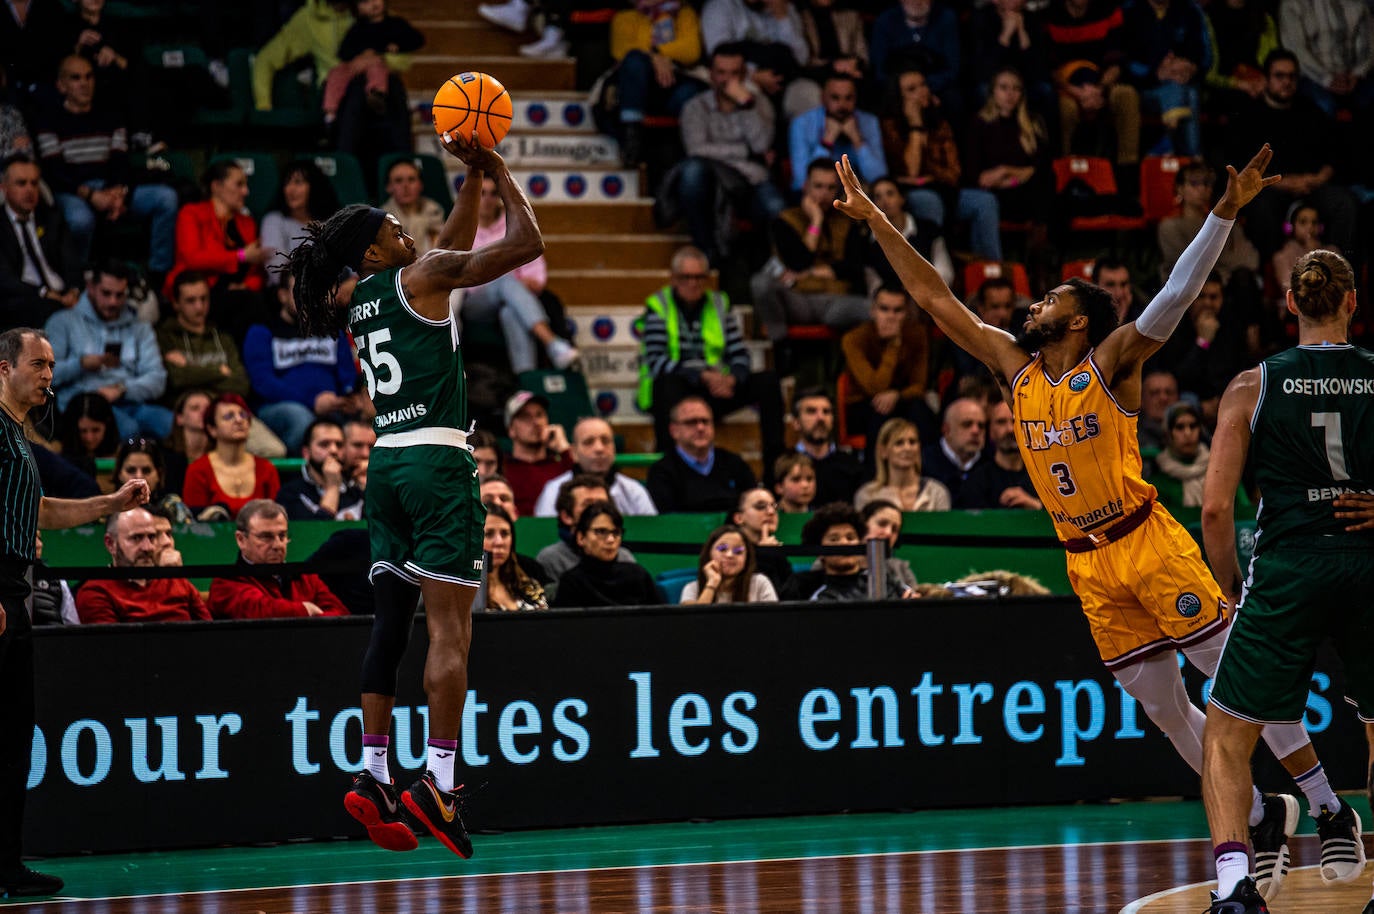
[1016,313,1074,353]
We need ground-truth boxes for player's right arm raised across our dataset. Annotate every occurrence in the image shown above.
[434,135,484,253]
[406,134,544,310]
[833,155,1027,386]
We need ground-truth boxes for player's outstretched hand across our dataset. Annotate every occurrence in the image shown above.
[833,155,882,224]
[440,130,504,173]
[1333,492,1374,532]
[1215,144,1281,218]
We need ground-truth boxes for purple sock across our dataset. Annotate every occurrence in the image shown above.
[1214,841,1249,898]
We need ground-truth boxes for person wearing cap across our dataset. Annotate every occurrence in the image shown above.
[501,390,573,518]
[280,132,544,857]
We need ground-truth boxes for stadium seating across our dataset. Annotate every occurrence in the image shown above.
[143,43,209,72]
[963,260,1031,299]
[195,49,255,131]
[299,152,369,206]
[1061,259,1095,282]
[136,149,198,185]
[209,151,279,218]
[1051,155,1148,233]
[655,567,698,603]
[248,56,321,130]
[834,371,866,451]
[516,368,597,431]
[784,324,841,387]
[376,152,454,210]
[1139,155,1193,223]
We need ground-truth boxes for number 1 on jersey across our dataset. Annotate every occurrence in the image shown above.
[1311,411,1350,480]
[355,329,403,398]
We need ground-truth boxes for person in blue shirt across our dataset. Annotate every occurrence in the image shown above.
[788,71,885,192]
[44,259,171,439]
[242,273,367,451]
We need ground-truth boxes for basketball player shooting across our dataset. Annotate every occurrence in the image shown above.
[835,145,1346,901]
[282,129,542,857]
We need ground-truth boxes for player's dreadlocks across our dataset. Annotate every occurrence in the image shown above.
[281,204,388,338]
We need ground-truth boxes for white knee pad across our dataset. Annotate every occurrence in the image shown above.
[1261,722,1312,762]
[1116,652,1197,734]
[1182,627,1231,678]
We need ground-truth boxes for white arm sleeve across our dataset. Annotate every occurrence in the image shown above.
[1134,213,1235,341]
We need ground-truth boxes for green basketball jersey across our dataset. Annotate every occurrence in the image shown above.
[346,267,468,435]
[1250,343,1374,553]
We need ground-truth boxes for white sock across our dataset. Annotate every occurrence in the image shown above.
[1295,763,1340,817]
[362,735,390,782]
[427,739,458,793]
[1215,848,1249,899]
[1248,788,1265,827]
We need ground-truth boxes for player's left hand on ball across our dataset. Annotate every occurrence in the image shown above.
[440,130,503,172]
[1333,492,1374,531]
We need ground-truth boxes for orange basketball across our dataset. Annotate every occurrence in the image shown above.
[432,72,513,148]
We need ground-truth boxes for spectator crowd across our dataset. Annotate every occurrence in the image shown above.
[5,0,1373,615]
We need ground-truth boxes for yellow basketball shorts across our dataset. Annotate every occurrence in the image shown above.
[1064,504,1228,669]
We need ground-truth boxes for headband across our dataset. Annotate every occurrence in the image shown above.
[335,207,389,272]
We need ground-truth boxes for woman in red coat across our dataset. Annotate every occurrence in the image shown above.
[182,393,280,520]
[165,160,275,343]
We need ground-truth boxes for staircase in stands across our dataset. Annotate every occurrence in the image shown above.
[388,0,767,463]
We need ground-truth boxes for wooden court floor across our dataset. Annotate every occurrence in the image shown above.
[3,799,1371,913]
[1128,852,1374,913]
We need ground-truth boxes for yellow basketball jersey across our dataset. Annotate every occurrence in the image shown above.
[1010,352,1156,543]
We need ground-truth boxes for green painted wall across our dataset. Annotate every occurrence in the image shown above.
[40,513,1069,592]
[39,507,1235,595]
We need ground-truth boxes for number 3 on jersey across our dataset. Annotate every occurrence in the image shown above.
[1049,462,1076,496]
[355,329,402,398]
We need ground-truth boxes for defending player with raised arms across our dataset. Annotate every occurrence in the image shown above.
[1201,249,1374,914]
[834,146,1353,903]
[282,131,542,857]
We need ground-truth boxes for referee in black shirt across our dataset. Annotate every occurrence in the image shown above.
[0,328,147,898]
